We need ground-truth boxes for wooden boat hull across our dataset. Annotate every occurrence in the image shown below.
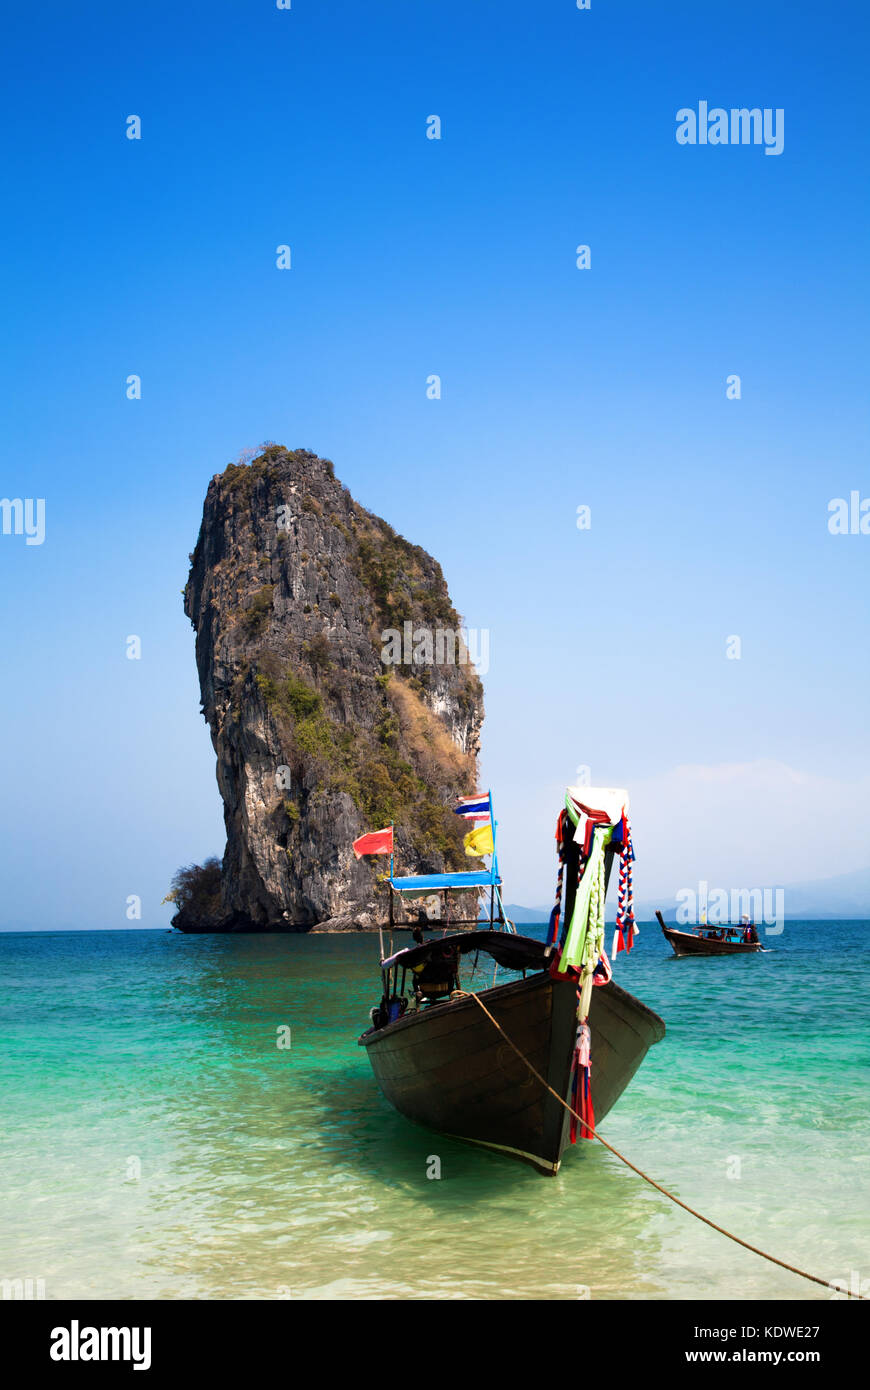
[661,925,763,957]
[360,970,665,1175]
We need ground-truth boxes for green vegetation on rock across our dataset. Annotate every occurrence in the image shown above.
[255,663,467,860]
[163,858,222,927]
[244,584,274,635]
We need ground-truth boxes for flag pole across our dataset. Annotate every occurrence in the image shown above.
[387,820,394,955]
[488,787,500,926]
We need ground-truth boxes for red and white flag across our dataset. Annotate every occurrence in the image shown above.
[453,793,491,823]
[352,826,393,859]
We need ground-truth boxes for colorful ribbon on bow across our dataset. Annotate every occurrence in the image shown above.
[547,810,566,947]
[614,815,638,955]
[569,1018,595,1142]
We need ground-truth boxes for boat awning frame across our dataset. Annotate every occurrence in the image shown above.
[389,870,501,894]
[380,929,549,974]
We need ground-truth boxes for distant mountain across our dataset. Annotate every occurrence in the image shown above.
[644,865,870,922]
[497,901,635,925]
[770,864,870,919]
[502,866,870,924]
[498,903,551,923]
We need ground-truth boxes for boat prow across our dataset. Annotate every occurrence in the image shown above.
[360,938,664,1175]
[355,787,665,1176]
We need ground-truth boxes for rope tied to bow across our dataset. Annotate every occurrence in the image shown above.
[455,987,865,1301]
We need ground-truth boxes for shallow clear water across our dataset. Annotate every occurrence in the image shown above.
[0,922,867,1300]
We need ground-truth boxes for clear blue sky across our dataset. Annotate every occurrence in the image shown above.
[1,0,868,927]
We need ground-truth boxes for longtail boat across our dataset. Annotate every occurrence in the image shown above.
[656,910,764,957]
[357,789,665,1175]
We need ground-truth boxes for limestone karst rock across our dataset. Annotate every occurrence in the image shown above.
[174,446,484,931]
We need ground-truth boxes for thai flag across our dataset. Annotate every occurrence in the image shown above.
[453,793,491,823]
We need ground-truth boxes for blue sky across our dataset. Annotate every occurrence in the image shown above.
[1,0,868,927]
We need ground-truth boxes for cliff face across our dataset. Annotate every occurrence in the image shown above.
[176,445,484,931]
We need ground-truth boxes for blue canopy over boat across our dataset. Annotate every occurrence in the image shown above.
[389,870,501,894]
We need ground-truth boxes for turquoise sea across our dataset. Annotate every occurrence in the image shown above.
[0,922,867,1301]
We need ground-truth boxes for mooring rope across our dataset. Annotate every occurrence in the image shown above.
[456,988,865,1300]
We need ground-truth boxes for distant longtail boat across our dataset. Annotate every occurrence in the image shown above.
[656,910,764,957]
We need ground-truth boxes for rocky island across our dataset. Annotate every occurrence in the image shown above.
[169,445,484,932]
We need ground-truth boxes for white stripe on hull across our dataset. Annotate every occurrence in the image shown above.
[444,1131,562,1175]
